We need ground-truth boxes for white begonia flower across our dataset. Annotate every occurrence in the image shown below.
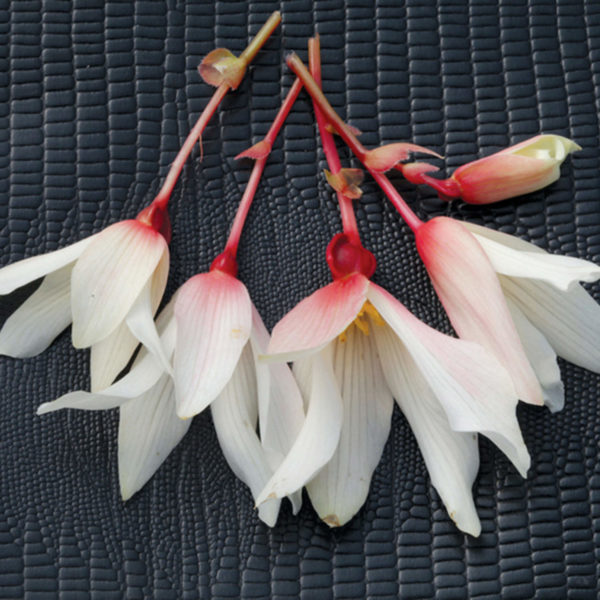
[415,216,600,414]
[256,272,530,536]
[464,221,600,412]
[0,218,171,391]
[38,268,306,527]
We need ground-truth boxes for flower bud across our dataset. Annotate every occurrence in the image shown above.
[422,135,580,204]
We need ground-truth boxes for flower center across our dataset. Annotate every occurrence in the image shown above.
[338,301,384,343]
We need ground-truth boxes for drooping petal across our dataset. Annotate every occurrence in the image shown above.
[306,325,394,528]
[250,304,304,472]
[174,270,252,419]
[255,345,344,506]
[501,276,600,375]
[38,303,177,415]
[368,283,530,477]
[211,343,281,526]
[0,263,72,357]
[505,298,564,413]
[266,273,369,362]
[126,251,172,375]
[0,235,94,295]
[373,321,481,536]
[415,217,543,406]
[118,373,190,501]
[466,228,600,291]
[71,220,168,348]
[90,323,139,392]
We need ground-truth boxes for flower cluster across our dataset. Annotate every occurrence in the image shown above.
[1,22,599,535]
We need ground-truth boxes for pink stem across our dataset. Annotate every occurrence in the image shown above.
[153,83,229,210]
[308,37,360,244]
[287,53,424,233]
[224,78,303,257]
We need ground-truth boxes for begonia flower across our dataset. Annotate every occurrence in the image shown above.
[0,213,170,391]
[419,135,580,204]
[463,221,600,411]
[0,12,282,391]
[37,292,305,526]
[415,217,600,412]
[256,234,530,535]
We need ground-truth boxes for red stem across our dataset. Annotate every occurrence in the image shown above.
[308,37,361,244]
[287,53,424,233]
[224,78,303,257]
[152,83,229,210]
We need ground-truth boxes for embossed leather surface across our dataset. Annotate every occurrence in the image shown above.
[1,1,599,598]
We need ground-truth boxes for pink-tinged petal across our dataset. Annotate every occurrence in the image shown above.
[250,305,304,475]
[90,323,139,392]
[373,320,481,536]
[255,345,344,506]
[211,342,281,526]
[119,374,190,501]
[368,283,530,477]
[0,236,94,295]
[501,276,600,375]
[364,143,442,173]
[415,217,543,406]
[267,273,369,361]
[306,325,394,528]
[71,220,168,348]
[126,252,172,375]
[174,271,252,419]
[505,298,564,413]
[0,264,72,358]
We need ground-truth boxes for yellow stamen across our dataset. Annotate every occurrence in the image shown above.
[337,301,384,341]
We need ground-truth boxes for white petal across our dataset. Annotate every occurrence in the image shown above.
[71,220,168,348]
[211,343,281,526]
[90,322,139,392]
[37,312,176,415]
[505,298,564,412]
[250,304,305,472]
[501,276,600,375]
[174,271,252,419]
[292,357,312,413]
[126,253,172,376]
[0,263,72,357]
[469,231,600,291]
[415,217,543,406]
[0,235,94,295]
[119,373,190,500]
[368,283,530,477]
[255,345,344,506]
[373,322,481,536]
[306,325,394,528]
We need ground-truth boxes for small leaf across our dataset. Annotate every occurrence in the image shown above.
[198,48,246,90]
[365,143,443,173]
[235,140,272,161]
[324,168,364,200]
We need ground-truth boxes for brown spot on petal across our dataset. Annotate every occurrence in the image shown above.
[322,514,341,527]
[230,329,243,338]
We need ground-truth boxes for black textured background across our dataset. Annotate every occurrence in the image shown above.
[0,1,599,598]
